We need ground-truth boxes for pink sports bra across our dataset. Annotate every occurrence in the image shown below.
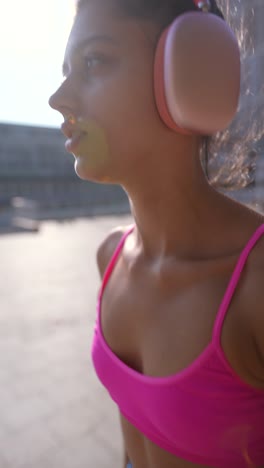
[91,224,264,468]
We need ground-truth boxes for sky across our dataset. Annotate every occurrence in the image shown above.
[0,0,75,128]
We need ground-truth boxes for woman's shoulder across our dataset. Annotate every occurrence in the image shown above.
[96,224,134,279]
[235,210,264,314]
[237,215,264,386]
[240,210,264,267]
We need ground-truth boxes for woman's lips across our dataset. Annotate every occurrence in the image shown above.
[65,131,86,153]
[60,121,87,154]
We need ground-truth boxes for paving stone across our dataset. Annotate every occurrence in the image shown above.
[0,395,52,432]
[0,421,58,468]
[38,432,118,468]
[0,453,10,468]
[94,408,123,458]
[47,396,103,444]
[0,215,132,468]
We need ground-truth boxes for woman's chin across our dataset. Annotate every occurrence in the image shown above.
[74,158,112,184]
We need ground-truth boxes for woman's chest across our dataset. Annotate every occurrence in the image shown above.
[99,260,251,381]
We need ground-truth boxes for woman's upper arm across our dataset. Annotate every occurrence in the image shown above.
[244,268,264,384]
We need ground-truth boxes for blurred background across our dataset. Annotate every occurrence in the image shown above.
[0,0,263,467]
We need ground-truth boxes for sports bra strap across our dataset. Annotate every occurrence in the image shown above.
[98,223,264,349]
[212,223,264,345]
[98,225,135,302]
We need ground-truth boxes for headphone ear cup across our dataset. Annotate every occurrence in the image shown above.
[154,12,241,135]
[154,26,193,136]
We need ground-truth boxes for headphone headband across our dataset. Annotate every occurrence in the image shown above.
[195,1,211,12]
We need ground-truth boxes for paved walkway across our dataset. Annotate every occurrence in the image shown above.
[0,214,132,468]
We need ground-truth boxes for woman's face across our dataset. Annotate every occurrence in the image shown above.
[49,0,164,183]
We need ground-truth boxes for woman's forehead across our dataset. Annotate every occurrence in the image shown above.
[66,1,156,57]
[71,1,123,43]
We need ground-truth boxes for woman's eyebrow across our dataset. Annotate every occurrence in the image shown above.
[62,34,120,77]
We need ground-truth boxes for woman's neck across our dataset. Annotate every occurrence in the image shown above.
[125,172,245,263]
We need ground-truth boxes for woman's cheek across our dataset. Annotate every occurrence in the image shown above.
[75,119,109,160]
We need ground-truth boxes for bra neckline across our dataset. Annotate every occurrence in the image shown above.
[96,223,264,388]
[97,292,214,384]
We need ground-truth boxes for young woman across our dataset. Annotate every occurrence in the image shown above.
[49,0,264,467]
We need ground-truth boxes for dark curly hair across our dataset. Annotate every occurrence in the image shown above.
[76,0,224,28]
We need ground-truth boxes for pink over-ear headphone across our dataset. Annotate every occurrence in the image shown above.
[154,0,241,135]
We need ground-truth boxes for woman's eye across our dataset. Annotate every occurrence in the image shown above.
[84,56,103,70]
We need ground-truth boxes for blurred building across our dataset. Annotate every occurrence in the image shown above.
[0,123,130,219]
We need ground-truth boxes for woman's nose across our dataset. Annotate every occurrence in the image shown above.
[48,88,60,111]
[48,79,76,115]
[48,84,66,113]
